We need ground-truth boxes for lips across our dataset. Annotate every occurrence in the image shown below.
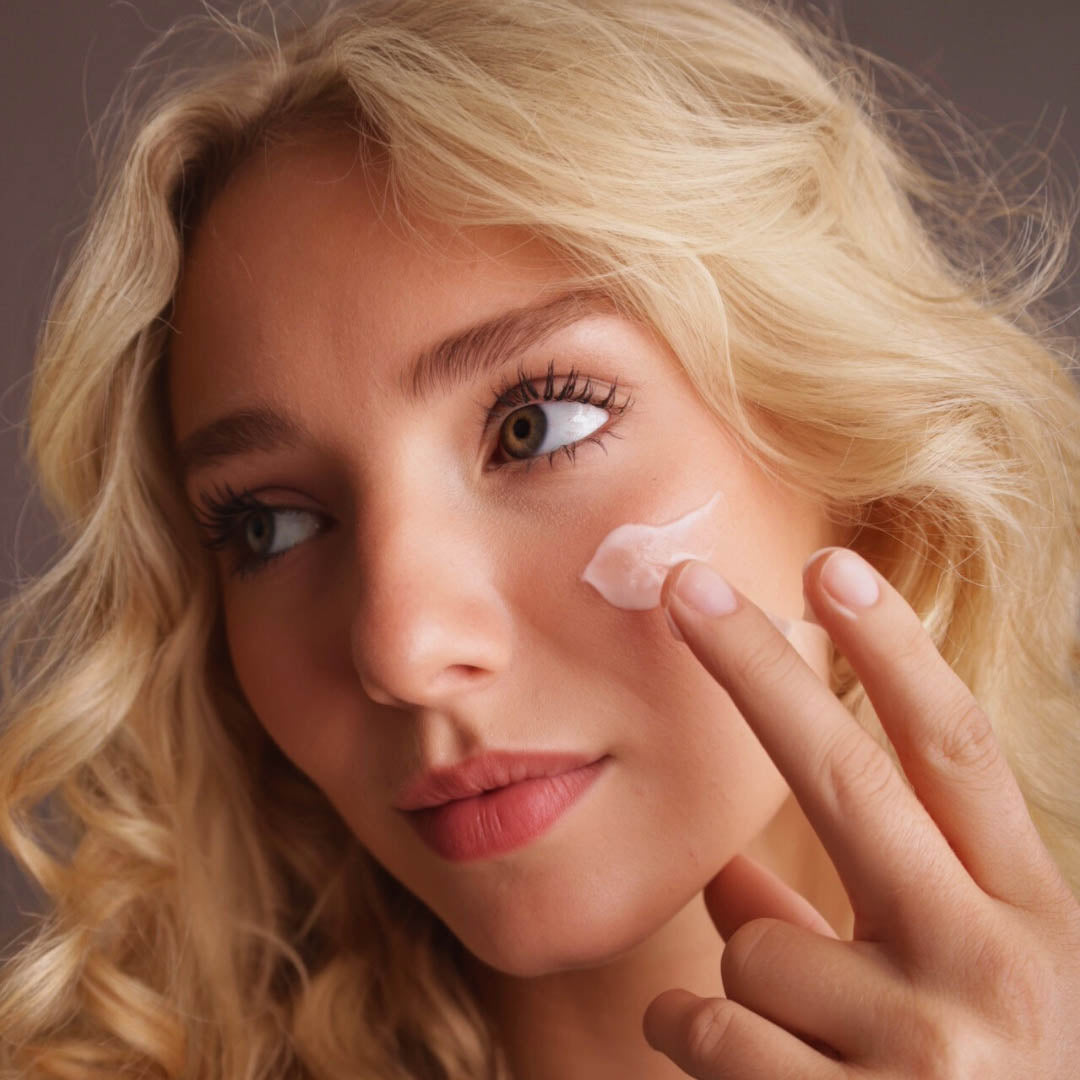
[394,749,605,811]
[401,757,612,861]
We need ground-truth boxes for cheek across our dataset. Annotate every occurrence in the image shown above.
[602,621,787,808]
[223,603,364,789]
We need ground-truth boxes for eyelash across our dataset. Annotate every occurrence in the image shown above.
[193,360,633,581]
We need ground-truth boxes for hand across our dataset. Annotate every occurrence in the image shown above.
[642,546,1080,1078]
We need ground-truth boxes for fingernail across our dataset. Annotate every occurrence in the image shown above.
[820,549,879,611]
[674,561,738,616]
[803,546,839,575]
[802,547,835,625]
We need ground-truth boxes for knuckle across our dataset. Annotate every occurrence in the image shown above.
[964,926,1054,1039]
[902,1001,982,1079]
[685,997,737,1064]
[730,630,801,690]
[901,928,1051,1076]
[821,725,896,812]
[924,701,1001,781]
[908,1020,954,1078]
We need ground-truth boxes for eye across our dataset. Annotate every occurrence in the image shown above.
[496,400,609,461]
[482,362,634,472]
[239,507,322,565]
[193,481,328,581]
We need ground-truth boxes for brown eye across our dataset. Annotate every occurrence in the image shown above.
[496,400,608,461]
[499,404,548,459]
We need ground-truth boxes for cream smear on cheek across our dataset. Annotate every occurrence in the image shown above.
[580,491,728,611]
[580,490,830,663]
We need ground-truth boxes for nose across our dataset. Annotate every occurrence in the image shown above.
[351,500,513,710]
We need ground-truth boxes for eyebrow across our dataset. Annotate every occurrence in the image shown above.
[173,287,618,482]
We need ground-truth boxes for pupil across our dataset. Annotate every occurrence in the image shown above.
[247,514,270,551]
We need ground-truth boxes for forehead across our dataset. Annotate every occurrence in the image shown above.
[167,131,572,438]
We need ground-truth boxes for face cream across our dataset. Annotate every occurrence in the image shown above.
[580,491,728,611]
[580,491,831,668]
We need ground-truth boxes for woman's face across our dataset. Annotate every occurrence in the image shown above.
[168,133,844,977]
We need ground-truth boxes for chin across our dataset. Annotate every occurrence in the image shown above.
[454,923,639,980]
[433,874,702,979]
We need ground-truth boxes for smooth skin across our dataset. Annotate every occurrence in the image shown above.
[645,547,1080,1077]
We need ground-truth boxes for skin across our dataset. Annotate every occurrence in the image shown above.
[168,129,1080,1077]
[647,553,1080,1077]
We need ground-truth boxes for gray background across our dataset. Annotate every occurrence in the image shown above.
[1,1,1078,948]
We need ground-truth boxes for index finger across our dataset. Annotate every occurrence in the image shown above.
[661,556,966,940]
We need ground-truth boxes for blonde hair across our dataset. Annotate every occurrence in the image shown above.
[2,0,1078,1075]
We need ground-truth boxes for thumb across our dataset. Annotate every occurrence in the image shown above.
[705,853,841,940]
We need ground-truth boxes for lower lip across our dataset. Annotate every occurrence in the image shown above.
[403,757,610,862]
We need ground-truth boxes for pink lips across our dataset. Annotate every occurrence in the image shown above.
[397,752,610,861]
[395,750,605,810]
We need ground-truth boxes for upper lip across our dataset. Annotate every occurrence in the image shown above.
[395,750,605,811]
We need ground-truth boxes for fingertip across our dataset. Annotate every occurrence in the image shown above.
[800,593,824,627]
[802,545,840,580]
[643,988,703,1051]
[660,560,701,642]
[661,558,697,610]
[801,547,841,626]
[664,604,686,643]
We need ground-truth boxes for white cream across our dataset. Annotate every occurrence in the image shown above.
[580,491,831,670]
[580,490,728,611]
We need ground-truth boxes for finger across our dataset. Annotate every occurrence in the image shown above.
[705,854,841,940]
[643,988,846,1080]
[719,915,901,1063]
[662,557,963,939]
[803,546,1069,912]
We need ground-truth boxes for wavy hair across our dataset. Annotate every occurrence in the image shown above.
[2,0,1078,1076]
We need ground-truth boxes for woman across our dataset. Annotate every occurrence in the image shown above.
[1,0,1078,1076]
